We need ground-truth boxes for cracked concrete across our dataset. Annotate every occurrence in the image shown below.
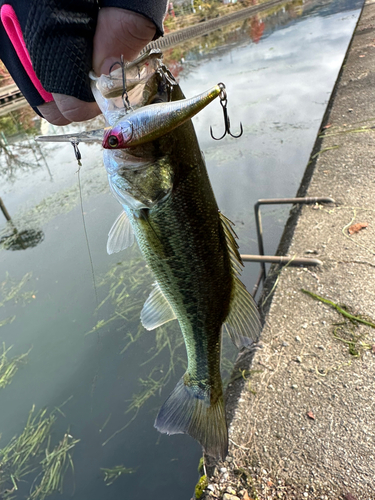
[199,0,375,499]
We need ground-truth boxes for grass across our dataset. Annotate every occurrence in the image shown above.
[302,289,375,357]
[29,432,80,500]
[0,406,56,492]
[301,289,375,328]
[0,272,35,308]
[0,404,79,500]
[0,343,31,389]
[101,465,136,486]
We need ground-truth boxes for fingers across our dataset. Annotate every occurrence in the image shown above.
[37,101,72,126]
[38,7,156,125]
[52,94,100,122]
[93,8,156,75]
[37,94,101,125]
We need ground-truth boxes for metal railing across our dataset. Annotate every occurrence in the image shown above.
[239,197,335,297]
[143,0,288,52]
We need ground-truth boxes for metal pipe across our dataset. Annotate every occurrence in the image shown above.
[255,197,335,206]
[241,255,322,266]
[254,196,335,283]
[252,270,264,299]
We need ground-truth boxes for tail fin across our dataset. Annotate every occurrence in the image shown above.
[154,377,228,459]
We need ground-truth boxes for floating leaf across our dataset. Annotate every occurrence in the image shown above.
[348,222,368,235]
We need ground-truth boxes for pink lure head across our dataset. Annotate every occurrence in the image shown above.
[102,122,133,149]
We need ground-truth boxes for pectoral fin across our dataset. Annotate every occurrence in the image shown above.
[107,211,134,254]
[141,282,177,330]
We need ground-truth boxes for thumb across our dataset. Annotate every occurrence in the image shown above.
[93,8,156,76]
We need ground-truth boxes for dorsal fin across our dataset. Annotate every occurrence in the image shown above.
[219,212,262,348]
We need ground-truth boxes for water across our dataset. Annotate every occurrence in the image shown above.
[0,0,364,498]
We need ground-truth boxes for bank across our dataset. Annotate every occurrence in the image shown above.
[199,0,375,499]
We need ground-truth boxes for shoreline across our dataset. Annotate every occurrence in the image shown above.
[199,0,375,498]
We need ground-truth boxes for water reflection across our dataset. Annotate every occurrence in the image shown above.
[0,0,365,499]
[0,198,44,251]
[0,108,52,182]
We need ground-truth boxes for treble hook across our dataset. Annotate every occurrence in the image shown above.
[210,83,243,141]
[109,55,132,113]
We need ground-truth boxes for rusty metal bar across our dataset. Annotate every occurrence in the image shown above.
[241,255,322,265]
[251,196,335,297]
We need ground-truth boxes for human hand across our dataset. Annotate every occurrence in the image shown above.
[38,8,156,125]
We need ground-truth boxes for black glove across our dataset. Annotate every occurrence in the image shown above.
[0,0,166,113]
[0,0,98,114]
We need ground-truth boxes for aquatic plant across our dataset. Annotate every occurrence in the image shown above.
[0,316,15,329]
[0,343,30,389]
[0,404,79,500]
[29,432,79,500]
[0,406,56,491]
[194,475,208,499]
[0,272,35,308]
[101,465,135,486]
[87,249,153,336]
[302,289,375,358]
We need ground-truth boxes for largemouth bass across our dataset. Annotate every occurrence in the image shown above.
[95,52,262,459]
[38,50,262,459]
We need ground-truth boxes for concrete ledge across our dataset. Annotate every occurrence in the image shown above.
[201,0,375,499]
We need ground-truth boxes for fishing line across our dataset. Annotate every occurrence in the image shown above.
[77,165,99,309]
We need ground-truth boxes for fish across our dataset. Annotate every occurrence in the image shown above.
[37,50,262,459]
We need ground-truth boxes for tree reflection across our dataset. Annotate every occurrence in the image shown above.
[0,197,44,251]
[0,108,52,182]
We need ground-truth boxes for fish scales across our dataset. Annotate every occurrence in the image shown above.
[130,121,233,392]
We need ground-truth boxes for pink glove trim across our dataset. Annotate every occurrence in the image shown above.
[1,4,53,102]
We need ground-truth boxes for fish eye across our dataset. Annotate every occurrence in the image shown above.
[108,135,119,148]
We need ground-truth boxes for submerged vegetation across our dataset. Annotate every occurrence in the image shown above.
[0,273,35,391]
[0,343,30,389]
[101,465,136,486]
[29,432,79,500]
[0,316,15,329]
[0,272,35,308]
[0,405,79,500]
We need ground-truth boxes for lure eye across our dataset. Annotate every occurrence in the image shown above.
[108,135,119,148]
